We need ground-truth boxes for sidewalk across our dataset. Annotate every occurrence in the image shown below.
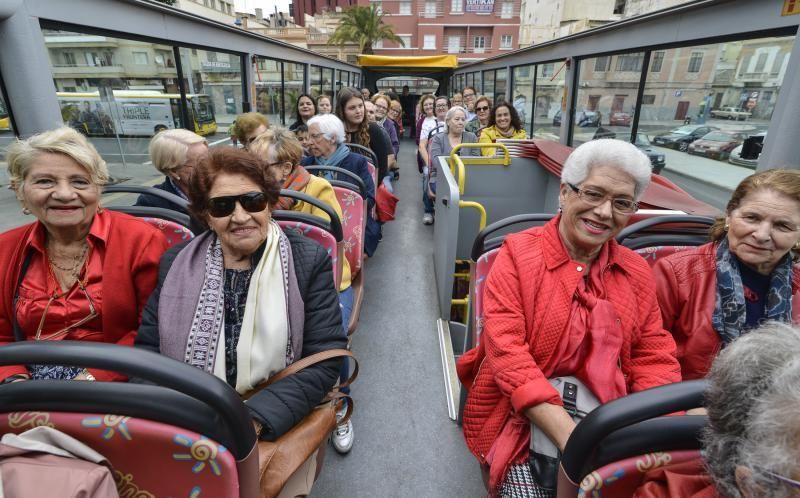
[659,147,753,192]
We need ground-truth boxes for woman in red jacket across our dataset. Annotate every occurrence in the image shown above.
[0,127,168,383]
[457,139,681,497]
[653,169,800,380]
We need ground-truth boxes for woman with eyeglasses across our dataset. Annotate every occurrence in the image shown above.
[653,169,800,381]
[479,102,528,156]
[0,128,168,383]
[135,147,346,494]
[466,96,492,134]
[232,112,269,150]
[371,94,400,158]
[388,99,404,139]
[288,93,317,132]
[458,139,681,497]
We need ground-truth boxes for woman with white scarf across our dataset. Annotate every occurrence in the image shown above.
[135,147,345,496]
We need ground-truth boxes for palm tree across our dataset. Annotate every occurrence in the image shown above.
[328,4,405,55]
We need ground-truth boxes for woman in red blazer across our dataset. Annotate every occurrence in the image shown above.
[0,127,167,383]
[653,169,800,380]
[457,139,681,497]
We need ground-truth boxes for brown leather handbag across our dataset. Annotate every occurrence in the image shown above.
[244,349,358,498]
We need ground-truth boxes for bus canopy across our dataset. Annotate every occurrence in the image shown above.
[357,55,459,70]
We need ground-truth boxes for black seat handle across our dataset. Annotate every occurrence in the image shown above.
[108,206,193,232]
[344,142,379,166]
[616,215,715,244]
[303,165,367,198]
[471,214,554,261]
[104,184,189,210]
[278,189,343,241]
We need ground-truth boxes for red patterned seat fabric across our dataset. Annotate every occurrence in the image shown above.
[635,246,693,267]
[471,248,500,345]
[579,450,702,497]
[333,186,365,276]
[0,411,240,497]
[141,217,194,249]
[278,220,341,289]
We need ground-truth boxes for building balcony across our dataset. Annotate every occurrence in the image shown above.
[44,34,119,48]
[446,44,493,54]
[51,64,125,78]
[307,32,330,44]
[737,72,770,83]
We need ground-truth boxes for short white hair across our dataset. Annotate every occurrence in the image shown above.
[307,114,345,145]
[149,129,207,175]
[561,139,651,199]
[445,106,467,123]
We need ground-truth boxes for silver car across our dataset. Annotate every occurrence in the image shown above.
[728,132,766,169]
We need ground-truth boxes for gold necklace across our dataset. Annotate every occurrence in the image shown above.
[48,242,89,275]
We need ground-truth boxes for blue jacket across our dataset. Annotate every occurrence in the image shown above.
[134,177,188,213]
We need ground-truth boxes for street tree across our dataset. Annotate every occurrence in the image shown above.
[328,4,404,55]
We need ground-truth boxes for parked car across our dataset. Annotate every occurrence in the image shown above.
[729,131,766,169]
[634,133,666,175]
[710,106,751,120]
[687,130,746,160]
[553,109,601,127]
[608,112,632,126]
[653,125,719,151]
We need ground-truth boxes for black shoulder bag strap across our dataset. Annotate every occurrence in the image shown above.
[11,250,34,342]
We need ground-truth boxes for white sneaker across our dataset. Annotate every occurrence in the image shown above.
[422,213,434,225]
[331,404,354,454]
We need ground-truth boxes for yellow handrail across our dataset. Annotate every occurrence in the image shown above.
[448,143,511,195]
[459,200,487,231]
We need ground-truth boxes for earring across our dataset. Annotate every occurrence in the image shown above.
[22,207,31,215]
[97,205,105,214]
[724,224,729,231]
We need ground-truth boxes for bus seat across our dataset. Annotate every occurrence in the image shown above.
[578,449,702,497]
[333,186,366,336]
[0,342,259,498]
[616,214,715,251]
[141,217,194,248]
[635,245,694,267]
[277,219,343,291]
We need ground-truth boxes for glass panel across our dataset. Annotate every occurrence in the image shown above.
[179,47,242,140]
[640,36,793,195]
[532,61,566,142]
[512,65,533,134]
[253,57,282,126]
[495,68,507,103]
[323,68,334,99]
[310,65,322,99]
[0,85,14,161]
[572,52,644,146]
[465,72,474,90]
[336,69,345,94]
[473,71,482,95]
[42,27,185,210]
[353,72,360,88]
[283,62,305,126]
[482,70,495,102]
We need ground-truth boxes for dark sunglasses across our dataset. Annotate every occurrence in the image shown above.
[476,106,490,112]
[207,191,268,218]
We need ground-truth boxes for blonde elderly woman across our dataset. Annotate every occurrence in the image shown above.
[251,127,356,454]
[458,139,680,497]
[0,127,168,383]
[135,129,208,213]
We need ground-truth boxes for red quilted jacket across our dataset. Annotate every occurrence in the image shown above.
[653,242,800,380]
[457,217,681,490]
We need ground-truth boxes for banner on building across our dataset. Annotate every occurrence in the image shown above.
[465,0,495,14]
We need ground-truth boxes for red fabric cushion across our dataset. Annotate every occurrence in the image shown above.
[141,217,194,248]
[635,246,693,267]
[333,186,365,276]
[0,411,240,497]
[278,220,341,289]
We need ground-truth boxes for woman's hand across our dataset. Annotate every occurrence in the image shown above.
[524,402,578,452]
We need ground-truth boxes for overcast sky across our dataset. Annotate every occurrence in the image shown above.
[234,0,291,15]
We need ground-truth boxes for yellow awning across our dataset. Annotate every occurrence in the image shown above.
[357,54,459,69]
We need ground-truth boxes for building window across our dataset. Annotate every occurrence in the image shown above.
[641,94,656,105]
[770,52,786,75]
[501,2,513,18]
[451,0,463,13]
[613,0,626,14]
[687,51,703,73]
[400,35,412,48]
[63,52,76,66]
[448,36,462,53]
[399,1,411,14]
[615,53,643,72]
[754,52,768,73]
[540,62,554,77]
[594,56,610,72]
[425,1,437,16]
[132,51,149,65]
[372,0,383,14]
[651,51,664,72]
[473,36,486,49]
[500,35,512,49]
[424,34,436,49]
[373,39,383,49]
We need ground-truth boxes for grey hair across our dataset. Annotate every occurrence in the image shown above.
[149,128,207,175]
[445,106,467,124]
[561,139,651,199]
[703,322,800,498]
[307,114,345,144]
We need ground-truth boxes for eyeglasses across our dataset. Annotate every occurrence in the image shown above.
[36,278,97,341]
[476,106,490,112]
[463,93,475,98]
[207,191,268,218]
[766,471,800,490]
[435,104,449,109]
[375,104,388,111]
[567,183,638,214]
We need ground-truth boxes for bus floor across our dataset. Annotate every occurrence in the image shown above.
[311,139,485,497]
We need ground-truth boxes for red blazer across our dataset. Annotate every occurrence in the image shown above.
[653,242,800,380]
[457,217,680,488]
[0,210,168,381]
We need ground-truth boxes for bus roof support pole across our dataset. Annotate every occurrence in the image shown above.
[758,32,800,171]
[0,3,64,135]
[561,56,576,145]
[172,46,192,133]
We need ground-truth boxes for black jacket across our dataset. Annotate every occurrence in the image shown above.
[135,230,345,441]
[134,177,188,213]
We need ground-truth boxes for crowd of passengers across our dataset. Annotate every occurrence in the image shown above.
[0,80,798,498]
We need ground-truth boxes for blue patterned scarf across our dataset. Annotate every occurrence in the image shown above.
[712,238,794,344]
[315,143,350,168]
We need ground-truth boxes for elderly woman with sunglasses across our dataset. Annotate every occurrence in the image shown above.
[653,169,800,381]
[458,139,681,498]
[465,96,492,134]
[136,147,345,453]
[0,128,168,383]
